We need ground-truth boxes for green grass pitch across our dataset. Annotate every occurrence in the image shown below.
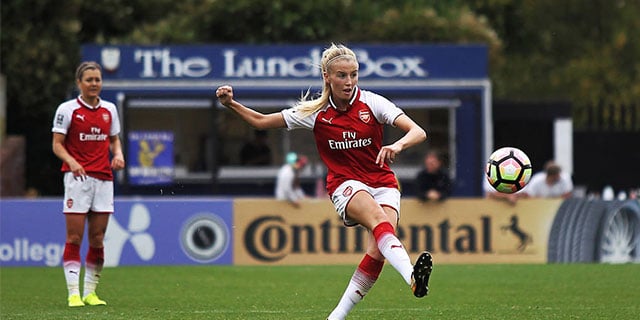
[1,263,639,319]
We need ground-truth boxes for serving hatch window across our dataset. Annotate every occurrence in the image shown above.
[122,96,218,186]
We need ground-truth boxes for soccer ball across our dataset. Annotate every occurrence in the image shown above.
[485,147,532,194]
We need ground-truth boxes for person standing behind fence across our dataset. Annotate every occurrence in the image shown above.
[525,160,573,198]
[52,61,125,307]
[216,43,433,320]
[275,152,308,208]
[415,151,453,202]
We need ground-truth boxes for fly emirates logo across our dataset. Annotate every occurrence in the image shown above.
[80,127,108,141]
[328,131,372,150]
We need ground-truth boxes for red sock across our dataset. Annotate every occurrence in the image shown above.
[86,246,104,267]
[63,243,81,263]
[372,221,395,242]
[358,254,384,280]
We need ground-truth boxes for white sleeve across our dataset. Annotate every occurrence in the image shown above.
[105,102,121,136]
[51,103,72,135]
[362,90,404,126]
[561,173,574,193]
[281,108,316,131]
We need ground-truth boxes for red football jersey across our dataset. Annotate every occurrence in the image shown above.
[282,87,404,196]
[52,96,121,180]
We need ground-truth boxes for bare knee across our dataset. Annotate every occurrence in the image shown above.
[87,230,106,247]
[370,208,390,225]
[66,234,83,245]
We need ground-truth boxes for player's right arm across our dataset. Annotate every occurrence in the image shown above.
[216,85,286,129]
[52,133,86,178]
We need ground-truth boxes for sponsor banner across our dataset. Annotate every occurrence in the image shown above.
[82,44,487,81]
[233,198,563,265]
[127,131,174,185]
[0,200,66,267]
[0,199,233,266]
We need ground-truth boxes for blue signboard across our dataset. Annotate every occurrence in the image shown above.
[83,44,487,81]
[0,199,233,266]
[81,43,491,197]
[127,131,174,185]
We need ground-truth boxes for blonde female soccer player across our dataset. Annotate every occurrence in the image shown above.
[216,44,432,320]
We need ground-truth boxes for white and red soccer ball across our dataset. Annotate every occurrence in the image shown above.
[485,147,532,194]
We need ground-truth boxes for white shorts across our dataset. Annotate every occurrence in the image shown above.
[331,180,401,226]
[63,172,114,214]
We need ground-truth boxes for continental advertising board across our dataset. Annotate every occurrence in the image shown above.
[2,198,638,266]
[233,198,562,265]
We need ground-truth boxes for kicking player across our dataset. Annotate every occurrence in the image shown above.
[216,43,433,320]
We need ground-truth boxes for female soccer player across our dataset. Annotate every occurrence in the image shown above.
[52,61,125,307]
[216,44,432,319]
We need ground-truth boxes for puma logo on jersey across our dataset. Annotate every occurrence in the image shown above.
[321,117,333,124]
[391,244,403,249]
[75,114,85,122]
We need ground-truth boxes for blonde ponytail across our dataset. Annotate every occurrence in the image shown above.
[294,44,357,118]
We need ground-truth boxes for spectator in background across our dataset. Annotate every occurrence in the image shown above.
[415,151,452,202]
[525,160,573,198]
[275,152,308,208]
[239,129,272,165]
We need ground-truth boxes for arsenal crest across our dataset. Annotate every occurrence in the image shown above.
[343,186,353,197]
[102,113,110,123]
[358,110,371,123]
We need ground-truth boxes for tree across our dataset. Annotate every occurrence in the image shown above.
[468,0,640,131]
[3,0,637,195]
[1,0,180,194]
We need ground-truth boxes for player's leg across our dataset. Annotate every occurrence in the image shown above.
[347,191,415,285]
[379,206,433,298]
[62,172,89,307]
[327,239,384,320]
[82,178,112,306]
[82,212,109,305]
[64,213,86,307]
[349,189,432,298]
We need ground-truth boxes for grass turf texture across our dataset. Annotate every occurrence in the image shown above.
[1,264,638,319]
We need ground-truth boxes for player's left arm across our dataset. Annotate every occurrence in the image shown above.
[109,135,125,170]
[376,114,427,167]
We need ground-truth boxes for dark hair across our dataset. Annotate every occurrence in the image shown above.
[76,61,102,81]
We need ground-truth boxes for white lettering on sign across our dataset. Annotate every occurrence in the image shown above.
[134,49,211,78]
[223,48,427,78]
[131,48,426,79]
[355,50,427,77]
[223,49,322,77]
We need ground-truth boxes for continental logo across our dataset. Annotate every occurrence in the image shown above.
[243,215,495,262]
